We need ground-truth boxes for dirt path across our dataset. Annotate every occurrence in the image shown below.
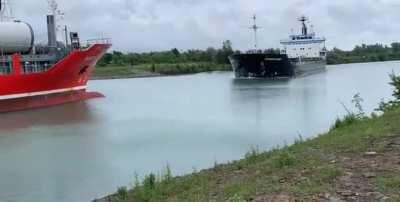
[252,135,400,202]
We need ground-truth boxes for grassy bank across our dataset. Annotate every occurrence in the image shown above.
[96,75,400,202]
[93,62,230,79]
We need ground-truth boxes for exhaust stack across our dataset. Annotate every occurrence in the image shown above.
[47,15,57,49]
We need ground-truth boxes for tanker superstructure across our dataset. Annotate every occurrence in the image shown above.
[0,0,111,112]
[280,16,327,75]
[229,15,327,78]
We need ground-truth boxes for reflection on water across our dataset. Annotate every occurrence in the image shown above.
[0,102,95,132]
[230,73,328,135]
[231,78,291,101]
[230,78,291,127]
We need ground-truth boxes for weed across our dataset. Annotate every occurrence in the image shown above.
[377,175,400,190]
[116,186,128,201]
[352,93,366,118]
[226,192,247,202]
[274,151,296,168]
[163,164,173,183]
[377,73,400,112]
[331,114,357,130]
[244,146,260,162]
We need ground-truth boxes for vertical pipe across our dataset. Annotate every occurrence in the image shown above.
[64,25,69,46]
[12,53,21,75]
[47,15,57,49]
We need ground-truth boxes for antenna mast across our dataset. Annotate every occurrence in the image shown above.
[0,0,14,21]
[250,15,261,49]
[298,15,308,36]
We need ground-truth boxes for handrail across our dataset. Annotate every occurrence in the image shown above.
[85,38,112,45]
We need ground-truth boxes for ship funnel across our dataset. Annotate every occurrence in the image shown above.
[47,15,57,49]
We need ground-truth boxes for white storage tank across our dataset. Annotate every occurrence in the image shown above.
[0,21,34,54]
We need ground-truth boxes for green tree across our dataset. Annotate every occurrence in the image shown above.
[98,53,112,66]
[216,40,234,64]
[112,51,124,65]
[392,42,400,52]
[171,48,180,57]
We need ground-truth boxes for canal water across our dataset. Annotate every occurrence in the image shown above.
[0,61,399,202]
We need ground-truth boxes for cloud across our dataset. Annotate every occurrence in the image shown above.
[8,0,400,52]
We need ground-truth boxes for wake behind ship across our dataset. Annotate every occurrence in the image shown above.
[229,16,327,78]
[0,0,111,112]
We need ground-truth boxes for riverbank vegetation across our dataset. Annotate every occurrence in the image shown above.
[327,42,400,65]
[96,74,400,201]
[93,41,234,79]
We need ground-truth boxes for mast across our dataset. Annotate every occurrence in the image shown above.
[249,15,261,49]
[0,0,14,22]
[298,15,308,36]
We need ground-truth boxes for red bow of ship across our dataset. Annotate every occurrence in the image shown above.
[0,5,111,112]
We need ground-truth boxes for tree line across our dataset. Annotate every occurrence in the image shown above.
[98,40,235,67]
[327,42,400,65]
[98,41,400,67]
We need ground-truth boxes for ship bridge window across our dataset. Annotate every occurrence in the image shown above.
[0,62,12,75]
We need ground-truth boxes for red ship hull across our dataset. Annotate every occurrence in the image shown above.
[0,43,111,112]
[0,90,104,113]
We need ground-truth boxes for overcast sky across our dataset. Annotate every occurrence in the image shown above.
[9,0,400,52]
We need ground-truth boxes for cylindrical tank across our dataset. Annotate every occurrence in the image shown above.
[0,21,34,54]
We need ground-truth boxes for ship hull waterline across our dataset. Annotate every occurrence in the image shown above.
[0,90,104,113]
[229,53,326,79]
[0,43,111,112]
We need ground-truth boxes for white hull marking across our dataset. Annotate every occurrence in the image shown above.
[0,85,87,100]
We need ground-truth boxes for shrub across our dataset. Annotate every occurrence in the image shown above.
[274,151,296,168]
[377,73,400,112]
[116,186,128,201]
[143,173,156,190]
[390,72,400,101]
[163,164,173,183]
[352,93,366,119]
[244,146,260,161]
[331,114,358,130]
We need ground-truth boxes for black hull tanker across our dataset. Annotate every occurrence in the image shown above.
[230,16,327,79]
[229,52,294,78]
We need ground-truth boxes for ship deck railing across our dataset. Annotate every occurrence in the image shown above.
[85,38,112,45]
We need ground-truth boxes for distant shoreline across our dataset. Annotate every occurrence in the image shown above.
[91,60,400,81]
[90,71,231,81]
[90,73,164,81]
[91,63,231,80]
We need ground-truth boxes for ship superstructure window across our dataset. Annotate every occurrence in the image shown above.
[0,62,12,75]
[22,61,52,74]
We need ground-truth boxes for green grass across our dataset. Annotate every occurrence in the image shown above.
[93,65,150,78]
[375,173,400,200]
[101,105,400,201]
[93,62,230,78]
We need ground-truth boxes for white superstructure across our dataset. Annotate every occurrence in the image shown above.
[280,16,326,60]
